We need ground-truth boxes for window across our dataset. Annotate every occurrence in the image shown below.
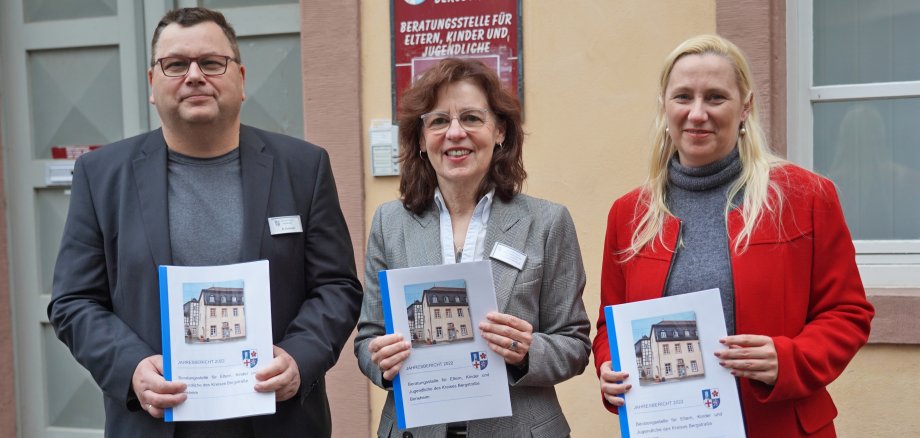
[210,308,216,317]
[234,324,241,334]
[665,363,672,375]
[446,309,452,318]
[663,344,670,355]
[790,0,920,286]
[432,296,438,304]
[210,325,216,336]
[457,308,464,317]
[684,329,690,337]
[455,296,460,303]
[221,308,227,317]
[233,308,239,317]
[660,330,667,339]
[461,325,468,336]
[221,296,226,304]
[675,343,681,354]
[436,327,443,338]
[687,343,694,353]
[691,360,699,372]
[434,309,441,318]
[209,295,215,303]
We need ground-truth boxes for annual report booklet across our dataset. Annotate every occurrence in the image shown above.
[158,260,275,421]
[605,289,746,437]
[379,261,513,429]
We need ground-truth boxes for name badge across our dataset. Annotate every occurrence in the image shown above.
[268,215,303,235]
[489,242,527,270]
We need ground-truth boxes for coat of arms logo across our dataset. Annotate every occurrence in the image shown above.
[702,388,721,409]
[470,351,488,370]
[242,349,259,368]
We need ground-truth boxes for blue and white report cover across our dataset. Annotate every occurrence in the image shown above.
[380,261,512,429]
[158,260,275,421]
[605,289,746,437]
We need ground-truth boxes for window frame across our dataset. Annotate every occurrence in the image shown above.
[787,0,920,287]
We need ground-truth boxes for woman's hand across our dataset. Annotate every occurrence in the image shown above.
[368,333,411,381]
[715,334,778,385]
[478,312,532,366]
[599,361,632,407]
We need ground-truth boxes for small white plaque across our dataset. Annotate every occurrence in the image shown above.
[267,215,303,235]
[46,163,75,186]
[489,242,527,270]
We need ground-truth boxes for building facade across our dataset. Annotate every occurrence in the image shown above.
[186,287,246,342]
[645,320,705,382]
[0,1,916,437]
[407,299,425,342]
[419,287,473,345]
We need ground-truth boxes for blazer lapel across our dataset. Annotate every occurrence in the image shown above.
[132,129,172,266]
[484,197,531,313]
[239,126,274,262]
[406,204,442,267]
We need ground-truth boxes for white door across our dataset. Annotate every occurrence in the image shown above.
[0,0,302,436]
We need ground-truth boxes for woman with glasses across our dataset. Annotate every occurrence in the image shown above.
[592,35,874,437]
[355,58,590,438]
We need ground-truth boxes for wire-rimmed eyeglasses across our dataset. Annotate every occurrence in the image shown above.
[154,55,240,77]
[420,108,490,133]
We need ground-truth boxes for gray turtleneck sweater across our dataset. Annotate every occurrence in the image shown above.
[664,148,742,335]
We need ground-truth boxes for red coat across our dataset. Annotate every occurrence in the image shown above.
[592,164,874,438]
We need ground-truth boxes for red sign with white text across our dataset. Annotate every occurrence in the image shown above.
[391,0,522,120]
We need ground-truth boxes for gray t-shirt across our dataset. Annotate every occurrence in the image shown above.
[167,147,243,267]
[167,147,253,438]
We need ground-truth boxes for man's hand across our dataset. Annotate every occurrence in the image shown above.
[132,355,187,418]
[255,345,301,402]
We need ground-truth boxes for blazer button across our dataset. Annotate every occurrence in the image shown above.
[402,432,413,438]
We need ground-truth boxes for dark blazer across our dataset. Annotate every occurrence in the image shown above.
[48,125,363,437]
[355,195,591,438]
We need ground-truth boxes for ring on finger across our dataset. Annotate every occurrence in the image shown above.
[509,340,519,353]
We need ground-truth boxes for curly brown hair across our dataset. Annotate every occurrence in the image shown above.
[397,58,526,215]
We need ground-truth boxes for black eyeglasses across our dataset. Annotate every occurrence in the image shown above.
[154,55,239,77]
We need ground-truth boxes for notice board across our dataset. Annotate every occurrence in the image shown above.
[391,0,523,121]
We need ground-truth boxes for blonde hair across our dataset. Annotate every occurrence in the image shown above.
[627,34,785,258]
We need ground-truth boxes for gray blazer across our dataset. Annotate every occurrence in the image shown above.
[355,194,590,438]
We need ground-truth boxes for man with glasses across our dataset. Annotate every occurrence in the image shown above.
[47,7,362,437]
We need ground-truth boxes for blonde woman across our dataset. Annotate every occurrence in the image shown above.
[592,35,874,437]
